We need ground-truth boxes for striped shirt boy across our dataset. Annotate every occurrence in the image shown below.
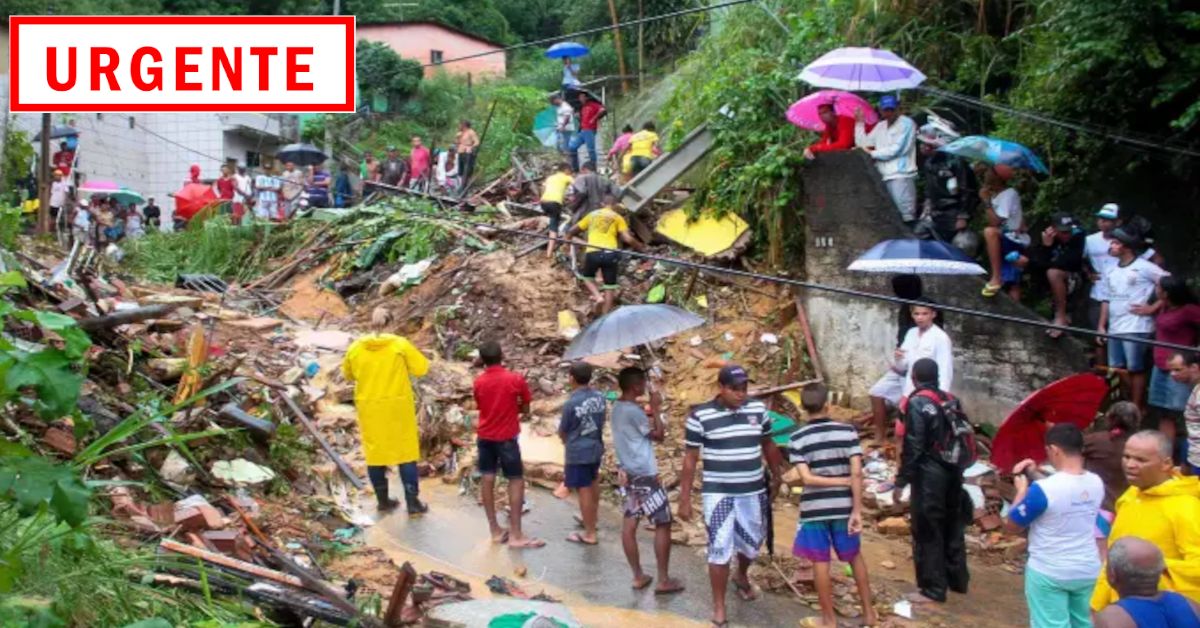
[789,418,863,522]
[684,398,773,495]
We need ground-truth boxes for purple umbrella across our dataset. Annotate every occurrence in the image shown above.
[799,47,926,92]
[786,90,878,131]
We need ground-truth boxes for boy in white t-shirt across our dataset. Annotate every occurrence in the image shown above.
[1099,227,1169,410]
[981,164,1029,299]
[869,303,953,443]
[1008,423,1106,628]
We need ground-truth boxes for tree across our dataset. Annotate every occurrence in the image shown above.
[357,40,424,112]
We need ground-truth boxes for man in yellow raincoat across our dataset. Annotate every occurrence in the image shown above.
[1091,430,1200,611]
[343,333,430,514]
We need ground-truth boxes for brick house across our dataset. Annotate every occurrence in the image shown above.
[357,21,506,79]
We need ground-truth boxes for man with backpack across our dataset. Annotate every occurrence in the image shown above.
[896,358,973,605]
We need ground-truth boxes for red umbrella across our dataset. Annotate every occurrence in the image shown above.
[173,182,218,222]
[990,373,1108,472]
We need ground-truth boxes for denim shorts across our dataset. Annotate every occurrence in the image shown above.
[477,438,523,479]
[564,462,600,488]
[1107,333,1152,372]
[1149,366,1191,411]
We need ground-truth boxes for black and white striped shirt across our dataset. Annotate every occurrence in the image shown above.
[684,398,772,495]
[788,418,862,522]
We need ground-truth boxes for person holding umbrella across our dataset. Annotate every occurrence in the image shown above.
[679,365,784,627]
[855,95,918,224]
[562,57,582,100]
[803,103,856,158]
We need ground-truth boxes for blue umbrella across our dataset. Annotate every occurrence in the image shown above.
[848,239,984,275]
[545,41,589,59]
[938,135,1048,174]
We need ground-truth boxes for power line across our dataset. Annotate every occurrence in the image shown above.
[918,86,1200,160]
[412,0,754,70]
[363,180,1194,354]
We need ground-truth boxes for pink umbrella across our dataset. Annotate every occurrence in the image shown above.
[786,90,878,132]
[77,178,123,194]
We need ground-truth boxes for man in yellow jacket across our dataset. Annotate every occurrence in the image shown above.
[343,333,430,514]
[1091,430,1200,611]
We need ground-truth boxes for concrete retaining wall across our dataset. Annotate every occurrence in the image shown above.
[800,151,1089,425]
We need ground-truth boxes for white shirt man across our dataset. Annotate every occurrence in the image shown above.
[1105,256,1167,336]
[855,94,918,221]
[870,305,953,405]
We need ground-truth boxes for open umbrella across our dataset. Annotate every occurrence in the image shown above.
[275,143,328,167]
[848,239,984,275]
[545,41,589,59]
[173,182,218,222]
[798,47,926,92]
[786,89,878,131]
[563,304,705,360]
[990,373,1108,472]
[938,135,1048,174]
[34,125,79,141]
[533,107,559,148]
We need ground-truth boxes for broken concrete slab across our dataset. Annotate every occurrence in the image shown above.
[293,329,354,352]
[158,450,196,485]
[211,459,277,486]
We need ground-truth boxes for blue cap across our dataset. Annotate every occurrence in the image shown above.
[879,94,899,110]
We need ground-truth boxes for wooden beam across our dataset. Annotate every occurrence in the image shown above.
[160,538,304,588]
[276,390,365,489]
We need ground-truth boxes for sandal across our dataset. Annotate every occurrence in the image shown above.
[733,579,761,602]
[981,282,1001,298]
[566,532,598,545]
[654,577,685,595]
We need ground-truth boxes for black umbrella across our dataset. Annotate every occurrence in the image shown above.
[275,143,328,167]
[34,125,79,141]
[562,304,705,360]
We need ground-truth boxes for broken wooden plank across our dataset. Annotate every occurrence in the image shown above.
[791,290,826,380]
[160,538,304,588]
[384,562,418,627]
[77,303,182,332]
[276,390,365,489]
[748,378,823,399]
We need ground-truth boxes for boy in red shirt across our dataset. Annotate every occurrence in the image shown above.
[472,341,545,548]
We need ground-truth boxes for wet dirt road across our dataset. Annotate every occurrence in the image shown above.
[367,481,813,627]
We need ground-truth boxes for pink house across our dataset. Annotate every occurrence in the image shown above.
[357,22,506,79]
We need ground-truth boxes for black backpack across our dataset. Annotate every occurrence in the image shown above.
[912,389,978,472]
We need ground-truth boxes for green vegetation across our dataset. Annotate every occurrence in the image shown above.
[357,40,425,112]
[123,217,315,283]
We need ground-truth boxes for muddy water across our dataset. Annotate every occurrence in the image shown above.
[366,481,810,627]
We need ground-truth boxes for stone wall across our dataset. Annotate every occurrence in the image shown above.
[800,150,1089,426]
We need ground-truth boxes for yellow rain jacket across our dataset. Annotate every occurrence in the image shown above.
[1091,474,1200,610]
[341,334,430,466]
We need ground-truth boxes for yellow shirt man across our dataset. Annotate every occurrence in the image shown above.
[628,130,660,159]
[576,206,630,253]
[541,172,574,204]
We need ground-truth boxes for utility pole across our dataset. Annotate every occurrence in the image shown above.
[324,0,339,166]
[606,0,629,94]
[37,113,51,235]
[637,0,645,93]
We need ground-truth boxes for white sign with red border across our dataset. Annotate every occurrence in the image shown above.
[9,15,356,112]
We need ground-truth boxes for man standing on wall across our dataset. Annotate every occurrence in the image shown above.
[854,94,917,225]
[568,92,606,173]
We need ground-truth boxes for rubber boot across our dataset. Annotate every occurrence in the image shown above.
[374,483,400,513]
[405,485,428,515]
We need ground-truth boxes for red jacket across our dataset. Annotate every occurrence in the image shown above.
[808,115,855,153]
[579,101,605,132]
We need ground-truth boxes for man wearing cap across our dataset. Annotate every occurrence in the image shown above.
[1012,213,1087,337]
[1100,227,1169,410]
[855,95,918,224]
[49,169,71,230]
[678,365,785,627]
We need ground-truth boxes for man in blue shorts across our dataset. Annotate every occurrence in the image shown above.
[788,382,877,628]
[559,361,607,545]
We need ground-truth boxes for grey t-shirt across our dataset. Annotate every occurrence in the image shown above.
[611,400,657,477]
[559,388,607,465]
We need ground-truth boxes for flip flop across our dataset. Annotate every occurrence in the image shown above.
[491,529,510,544]
[565,532,598,545]
[733,580,761,601]
[981,282,1001,298]
[654,578,685,595]
[632,574,653,590]
[508,537,546,549]
[710,621,728,628]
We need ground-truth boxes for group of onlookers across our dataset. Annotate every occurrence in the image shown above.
[360,125,478,197]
